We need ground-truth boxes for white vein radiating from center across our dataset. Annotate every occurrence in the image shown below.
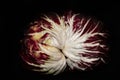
[33,14,106,75]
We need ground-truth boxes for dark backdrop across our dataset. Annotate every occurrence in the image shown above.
[1,0,119,80]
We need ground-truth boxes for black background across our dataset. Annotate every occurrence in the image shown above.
[1,0,120,80]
